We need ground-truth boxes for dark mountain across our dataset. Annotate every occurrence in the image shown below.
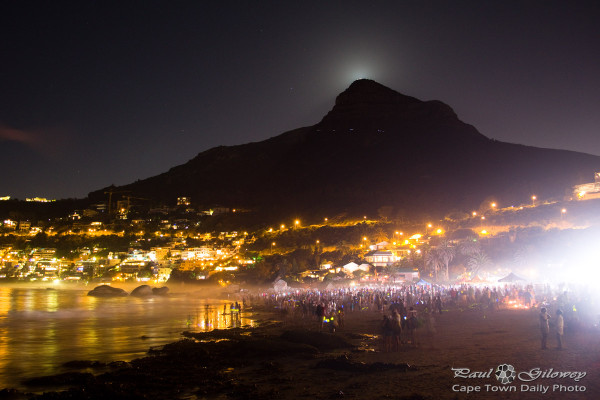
[89,79,600,220]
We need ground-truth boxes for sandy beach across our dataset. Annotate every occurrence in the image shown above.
[3,299,598,400]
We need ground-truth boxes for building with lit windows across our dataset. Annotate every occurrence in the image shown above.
[572,172,600,200]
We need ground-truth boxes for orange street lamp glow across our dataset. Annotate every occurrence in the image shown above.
[491,202,497,208]
[280,224,285,229]
[472,211,477,216]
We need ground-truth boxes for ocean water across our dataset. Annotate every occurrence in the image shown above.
[0,285,254,389]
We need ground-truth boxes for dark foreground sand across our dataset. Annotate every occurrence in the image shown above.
[3,305,599,400]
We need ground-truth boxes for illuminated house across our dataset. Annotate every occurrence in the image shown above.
[177,197,191,206]
[18,221,31,232]
[364,250,398,267]
[30,248,57,261]
[572,172,600,200]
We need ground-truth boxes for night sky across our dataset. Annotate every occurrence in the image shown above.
[2,1,599,200]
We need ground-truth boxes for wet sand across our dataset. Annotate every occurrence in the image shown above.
[5,304,599,399]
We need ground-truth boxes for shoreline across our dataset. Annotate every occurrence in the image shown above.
[4,302,599,399]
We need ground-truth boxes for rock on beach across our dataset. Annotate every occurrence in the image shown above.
[87,285,128,297]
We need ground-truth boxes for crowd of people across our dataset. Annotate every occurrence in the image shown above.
[240,281,599,352]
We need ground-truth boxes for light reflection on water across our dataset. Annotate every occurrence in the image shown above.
[0,286,254,389]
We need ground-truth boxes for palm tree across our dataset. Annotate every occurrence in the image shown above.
[436,240,455,281]
[374,228,389,243]
[459,238,480,257]
[467,251,492,276]
[425,251,443,281]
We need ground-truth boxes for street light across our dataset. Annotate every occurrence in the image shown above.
[294,219,300,228]
[280,224,285,230]
[531,195,537,206]
[472,211,477,217]
[271,242,276,254]
[561,208,567,219]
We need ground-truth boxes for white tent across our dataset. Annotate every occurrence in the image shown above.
[357,263,371,272]
[273,279,288,292]
[342,262,359,273]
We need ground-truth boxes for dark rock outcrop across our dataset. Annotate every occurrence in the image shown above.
[130,285,153,297]
[87,285,128,297]
[152,286,169,296]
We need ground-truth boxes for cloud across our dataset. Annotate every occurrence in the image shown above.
[0,124,39,145]
[0,123,69,158]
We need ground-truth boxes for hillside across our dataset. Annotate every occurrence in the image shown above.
[88,79,600,221]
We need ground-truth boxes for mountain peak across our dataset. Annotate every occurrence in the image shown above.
[318,79,458,129]
[335,79,420,107]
